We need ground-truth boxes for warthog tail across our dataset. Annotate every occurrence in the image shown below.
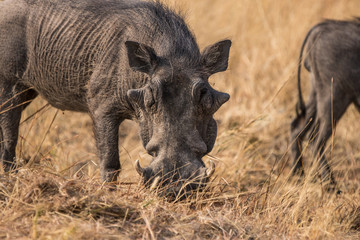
[296,23,323,118]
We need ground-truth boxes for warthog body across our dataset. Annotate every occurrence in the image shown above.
[290,19,360,190]
[0,0,231,196]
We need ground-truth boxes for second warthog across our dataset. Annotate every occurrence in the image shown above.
[0,0,231,196]
[290,19,360,190]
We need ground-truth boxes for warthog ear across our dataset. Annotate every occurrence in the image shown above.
[125,41,159,75]
[201,40,232,75]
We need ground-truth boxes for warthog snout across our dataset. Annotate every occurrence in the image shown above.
[135,159,215,198]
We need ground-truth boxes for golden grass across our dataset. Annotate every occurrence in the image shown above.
[1,0,360,239]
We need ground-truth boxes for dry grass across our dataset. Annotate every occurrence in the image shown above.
[1,0,360,239]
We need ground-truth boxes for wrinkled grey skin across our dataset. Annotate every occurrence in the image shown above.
[290,19,360,190]
[0,0,231,195]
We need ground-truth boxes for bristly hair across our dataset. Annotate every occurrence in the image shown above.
[135,0,201,67]
[25,0,203,91]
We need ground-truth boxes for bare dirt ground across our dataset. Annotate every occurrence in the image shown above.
[1,0,360,239]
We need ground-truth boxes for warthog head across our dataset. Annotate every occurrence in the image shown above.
[125,39,231,198]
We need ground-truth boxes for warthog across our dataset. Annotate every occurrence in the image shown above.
[290,19,360,190]
[0,0,231,196]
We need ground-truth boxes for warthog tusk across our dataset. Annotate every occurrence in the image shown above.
[135,159,144,176]
[150,176,161,191]
[206,160,215,178]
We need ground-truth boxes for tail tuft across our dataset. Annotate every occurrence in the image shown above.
[295,101,306,117]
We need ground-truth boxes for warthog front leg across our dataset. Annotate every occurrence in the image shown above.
[91,107,122,183]
[0,83,37,172]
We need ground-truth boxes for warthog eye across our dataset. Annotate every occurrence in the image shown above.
[199,88,208,100]
[144,86,155,109]
[193,82,213,110]
[201,89,212,109]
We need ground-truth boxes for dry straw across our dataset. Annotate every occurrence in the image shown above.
[1,0,360,239]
